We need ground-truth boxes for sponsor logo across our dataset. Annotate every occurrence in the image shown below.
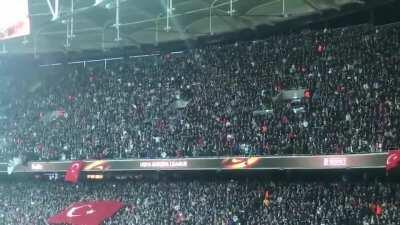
[84,160,111,171]
[323,157,347,167]
[31,163,44,170]
[221,158,261,169]
[139,161,188,168]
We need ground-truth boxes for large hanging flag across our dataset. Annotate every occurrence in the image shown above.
[65,161,85,183]
[48,201,123,225]
[386,150,400,172]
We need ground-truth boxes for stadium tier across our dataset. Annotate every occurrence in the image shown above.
[0,178,399,225]
[1,23,399,161]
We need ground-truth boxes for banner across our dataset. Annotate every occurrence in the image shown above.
[273,89,306,101]
[10,153,386,173]
[65,161,85,183]
[173,100,190,109]
[48,201,123,225]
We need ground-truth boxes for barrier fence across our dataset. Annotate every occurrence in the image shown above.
[0,153,387,173]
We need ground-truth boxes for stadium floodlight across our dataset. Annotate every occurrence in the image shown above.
[0,0,31,41]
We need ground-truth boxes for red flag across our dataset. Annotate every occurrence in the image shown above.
[263,191,270,207]
[375,204,383,217]
[317,44,325,53]
[48,201,123,225]
[304,89,312,98]
[65,161,85,183]
[386,150,400,171]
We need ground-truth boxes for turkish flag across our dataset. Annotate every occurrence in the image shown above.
[65,161,85,183]
[386,150,400,171]
[48,201,123,225]
[304,89,312,98]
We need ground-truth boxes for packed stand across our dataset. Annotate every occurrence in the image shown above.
[0,179,399,225]
[0,22,400,161]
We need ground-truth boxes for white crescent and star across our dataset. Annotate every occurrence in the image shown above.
[66,204,96,218]
[387,154,399,165]
[71,163,81,172]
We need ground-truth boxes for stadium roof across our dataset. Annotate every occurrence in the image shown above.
[0,0,394,55]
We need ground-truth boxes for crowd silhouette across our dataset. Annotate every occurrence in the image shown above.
[0,23,399,161]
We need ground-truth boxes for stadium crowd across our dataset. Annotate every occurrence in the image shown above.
[0,22,400,161]
[0,179,398,225]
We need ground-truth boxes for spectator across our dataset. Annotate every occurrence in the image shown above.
[0,179,398,225]
[0,23,399,161]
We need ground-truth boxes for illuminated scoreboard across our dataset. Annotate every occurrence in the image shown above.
[0,0,30,41]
